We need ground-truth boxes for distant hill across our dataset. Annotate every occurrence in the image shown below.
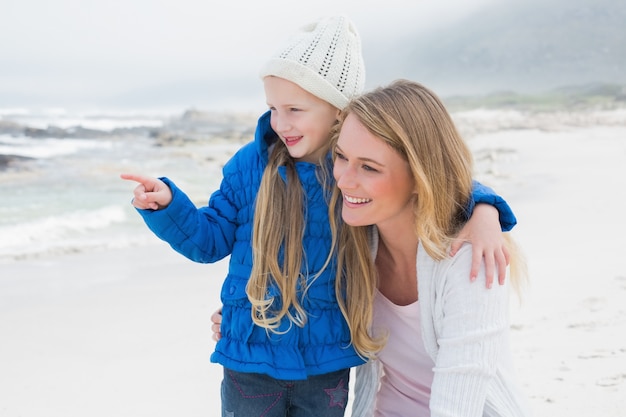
[444,83,626,112]
[367,0,626,97]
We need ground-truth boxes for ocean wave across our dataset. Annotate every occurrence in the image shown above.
[0,107,167,131]
[0,135,113,159]
[0,205,146,260]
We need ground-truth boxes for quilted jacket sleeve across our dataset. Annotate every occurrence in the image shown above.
[135,154,244,264]
[467,180,517,231]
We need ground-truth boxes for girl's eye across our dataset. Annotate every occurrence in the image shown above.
[362,164,378,172]
[290,107,301,112]
[335,151,347,161]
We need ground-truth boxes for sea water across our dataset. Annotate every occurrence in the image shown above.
[0,108,246,263]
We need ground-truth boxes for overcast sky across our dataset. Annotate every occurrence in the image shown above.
[1,0,496,112]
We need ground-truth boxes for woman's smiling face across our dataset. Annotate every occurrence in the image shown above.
[333,113,416,229]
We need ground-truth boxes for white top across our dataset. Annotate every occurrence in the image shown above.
[372,290,434,417]
[351,227,532,417]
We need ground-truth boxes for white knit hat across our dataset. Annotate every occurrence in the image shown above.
[259,15,365,110]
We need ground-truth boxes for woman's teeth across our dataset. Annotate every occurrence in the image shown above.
[344,195,371,204]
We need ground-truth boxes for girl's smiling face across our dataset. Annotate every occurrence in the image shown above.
[264,76,339,163]
[333,113,416,229]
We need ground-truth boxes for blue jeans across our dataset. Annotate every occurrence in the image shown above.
[221,367,350,417]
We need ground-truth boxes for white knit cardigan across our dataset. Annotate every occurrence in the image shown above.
[351,228,531,417]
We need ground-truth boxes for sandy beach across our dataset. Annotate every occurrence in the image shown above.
[0,243,225,416]
[1,117,625,416]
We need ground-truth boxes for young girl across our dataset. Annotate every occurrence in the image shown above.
[122,16,516,417]
[328,80,531,416]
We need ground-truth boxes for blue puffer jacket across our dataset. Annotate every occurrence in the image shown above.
[136,111,517,381]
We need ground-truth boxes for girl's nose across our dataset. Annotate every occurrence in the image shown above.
[272,113,290,133]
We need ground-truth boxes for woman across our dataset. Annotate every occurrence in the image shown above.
[329,79,531,416]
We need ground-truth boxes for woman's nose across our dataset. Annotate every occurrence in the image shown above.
[335,164,356,189]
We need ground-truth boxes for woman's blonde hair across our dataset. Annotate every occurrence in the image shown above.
[329,80,526,358]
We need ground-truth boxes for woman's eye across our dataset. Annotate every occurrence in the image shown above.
[335,152,347,161]
[362,164,378,172]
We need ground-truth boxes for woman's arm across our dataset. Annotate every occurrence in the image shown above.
[429,245,511,417]
[351,360,382,417]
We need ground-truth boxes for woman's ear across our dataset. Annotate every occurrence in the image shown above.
[412,177,419,196]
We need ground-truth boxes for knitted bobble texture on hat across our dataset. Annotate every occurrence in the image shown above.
[259,15,365,110]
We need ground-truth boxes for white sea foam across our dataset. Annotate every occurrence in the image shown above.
[0,107,30,117]
[1,107,168,131]
[0,135,113,158]
[0,205,134,259]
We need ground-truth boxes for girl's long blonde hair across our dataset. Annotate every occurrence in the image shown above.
[246,131,336,332]
[329,80,527,359]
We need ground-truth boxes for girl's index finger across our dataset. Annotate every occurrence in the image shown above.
[120,173,151,185]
